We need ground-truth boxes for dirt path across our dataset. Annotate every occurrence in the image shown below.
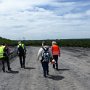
[0,47,90,90]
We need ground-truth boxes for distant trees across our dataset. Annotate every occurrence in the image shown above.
[59,39,90,47]
[0,36,90,47]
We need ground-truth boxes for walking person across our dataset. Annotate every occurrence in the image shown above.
[37,41,52,77]
[17,41,26,68]
[51,41,60,70]
[0,43,12,72]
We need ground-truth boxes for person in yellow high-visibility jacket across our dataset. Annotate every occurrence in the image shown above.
[0,43,12,72]
[17,41,26,68]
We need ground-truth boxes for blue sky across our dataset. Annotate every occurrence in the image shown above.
[0,0,90,40]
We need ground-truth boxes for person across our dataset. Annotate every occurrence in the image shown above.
[37,41,52,77]
[17,41,26,68]
[0,43,12,72]
[51,41,60,70]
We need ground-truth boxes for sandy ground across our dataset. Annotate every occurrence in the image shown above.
[0,46,90,90]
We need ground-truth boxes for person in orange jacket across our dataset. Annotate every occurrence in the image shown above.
[51,41,60,70]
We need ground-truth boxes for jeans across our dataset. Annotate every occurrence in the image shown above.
[19,55,25,68]
[2,57,11,72]
[41,62,49,77]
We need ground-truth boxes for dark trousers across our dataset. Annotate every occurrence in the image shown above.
[2,57,11,72]
[41,62,49,77]
[53,55,58,69]
[19,55,25,68]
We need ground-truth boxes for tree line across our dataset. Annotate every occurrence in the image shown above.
[0,37,90,47]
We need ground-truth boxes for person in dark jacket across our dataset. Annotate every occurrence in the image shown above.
[17,41,26,68]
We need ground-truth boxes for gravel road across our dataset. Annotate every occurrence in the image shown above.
[0,46,90,90]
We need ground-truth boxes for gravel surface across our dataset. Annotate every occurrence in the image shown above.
[0,46,90,90]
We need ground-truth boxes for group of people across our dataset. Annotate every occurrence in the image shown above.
[0,41,60,78]
[0,41,26,72]
[37,41,60,77]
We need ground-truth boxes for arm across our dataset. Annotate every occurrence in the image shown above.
[49,48,53,58]
[37,48,43,61]
[51,46,53,55]
[58,46,60,57]
[16,46,19,55]
[24,45,26,54]
[49,48,53,62]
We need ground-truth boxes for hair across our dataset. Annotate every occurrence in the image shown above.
[18,41,22,44]
[1,43,5,45]
[52,41,57,45]
[42,41,48,46]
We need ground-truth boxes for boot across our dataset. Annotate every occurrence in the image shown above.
[2,68,5,72]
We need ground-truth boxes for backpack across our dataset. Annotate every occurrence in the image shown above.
[18,45,24,54]
[41,47,50,62]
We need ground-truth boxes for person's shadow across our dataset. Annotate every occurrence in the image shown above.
[55,68,70,74]
[56,68,70,71]
[48,75,64,81]
[6,70,19,74]
[24,67,36,70]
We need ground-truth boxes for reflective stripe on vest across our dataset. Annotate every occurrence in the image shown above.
[51,45,60,55]
[0,46,5,59]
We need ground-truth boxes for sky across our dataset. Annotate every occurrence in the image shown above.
[0,0,90,40]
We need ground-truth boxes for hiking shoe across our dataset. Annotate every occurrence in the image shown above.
[47,72,49,75]
[8,69,12,71]
[53,67,55,69]
[2,68,5,72]
[21,66,23,68]
[56,68,58,70]
[23,66,25,69]
[44,75,47,78]
[3,70,5,72]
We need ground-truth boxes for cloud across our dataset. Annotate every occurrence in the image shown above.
[0,0,90,40]
[53,0,90,2]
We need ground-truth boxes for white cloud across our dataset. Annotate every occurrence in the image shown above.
[0,0,90,40]
[0,0,51,12]
[86,10,90,16]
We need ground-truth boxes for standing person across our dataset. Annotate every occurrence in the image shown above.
[37,41,52,77]
[51,41,60,70]
[17,41,26,68]
[0,43,12,72]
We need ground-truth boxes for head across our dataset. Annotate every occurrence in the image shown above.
[42,41,48,46]
[18,41,22,44]
[1,43,5,46]
[42,41,44,46]
[52,41,57,45]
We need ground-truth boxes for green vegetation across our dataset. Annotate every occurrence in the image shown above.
[59,39,90,47]
[0,37,90,47]
[0,37,17,46]
[24,39,90,47]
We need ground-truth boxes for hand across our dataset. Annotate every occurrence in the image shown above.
[17,52,19,56]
